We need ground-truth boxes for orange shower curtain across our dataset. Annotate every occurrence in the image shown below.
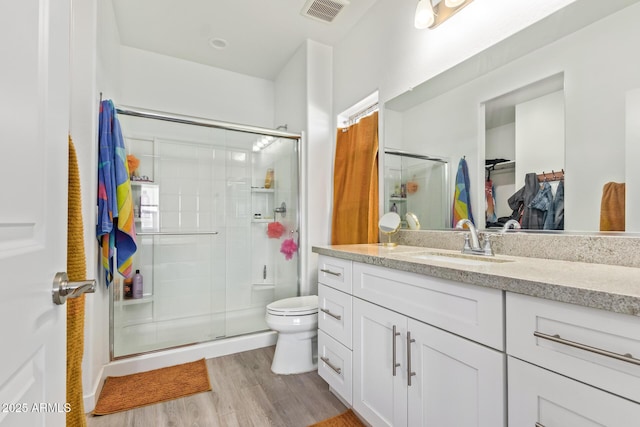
[331,112,379,244]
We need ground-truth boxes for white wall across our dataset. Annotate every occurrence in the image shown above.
[81,0,113,411]
[333,0,577,115]
[515,91,565,184]
[117,46,275,128]
[626,89,640,232]
[275,40,333,296]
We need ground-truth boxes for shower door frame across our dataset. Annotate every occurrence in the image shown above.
[109,105,303,360]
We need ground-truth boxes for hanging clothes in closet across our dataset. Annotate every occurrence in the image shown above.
[507,170,564,230]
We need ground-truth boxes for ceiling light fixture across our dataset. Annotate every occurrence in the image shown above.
[414,0,435,29]
[445,0,466,7]
[414,0,474,29]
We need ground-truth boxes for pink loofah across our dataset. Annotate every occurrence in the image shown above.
[267,221,285,238]
[280,238,298,260]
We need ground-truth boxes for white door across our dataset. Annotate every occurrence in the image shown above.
[509,357,640,426]
[407,319,505,427]
[353,298,407,427]
[0,1,70,426]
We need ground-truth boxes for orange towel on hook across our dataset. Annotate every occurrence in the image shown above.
[600,182,625,231]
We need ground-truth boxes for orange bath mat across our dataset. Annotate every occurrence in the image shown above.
[309,409,366,427]
[93,359,212,415]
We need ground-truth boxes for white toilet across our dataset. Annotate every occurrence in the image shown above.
[265,295,318,375]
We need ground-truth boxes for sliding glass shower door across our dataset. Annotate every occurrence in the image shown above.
[111,112,300,358]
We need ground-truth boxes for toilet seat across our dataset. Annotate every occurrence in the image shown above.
[267,295,318,316]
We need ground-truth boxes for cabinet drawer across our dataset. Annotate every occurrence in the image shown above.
[507,293,640,403]
[318,255,352,293]
[318,330,352,405]
[318,284,353,349]
[508,357,640,426]
[353,262,504,350]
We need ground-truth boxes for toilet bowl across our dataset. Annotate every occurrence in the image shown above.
[265,295,318,375]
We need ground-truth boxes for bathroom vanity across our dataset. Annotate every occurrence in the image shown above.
[313,243,640,426]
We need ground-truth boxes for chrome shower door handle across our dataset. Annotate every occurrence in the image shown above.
[52,272,96,305]
[392,325,401,376]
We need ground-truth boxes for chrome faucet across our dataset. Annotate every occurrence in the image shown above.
[455,219,493,256]
[501,219,521,232]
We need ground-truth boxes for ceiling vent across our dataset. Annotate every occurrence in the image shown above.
[301,0,350,23]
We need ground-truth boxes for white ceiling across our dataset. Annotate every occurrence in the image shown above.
[112,0,380,80]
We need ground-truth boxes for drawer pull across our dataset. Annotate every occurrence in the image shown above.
[320,308,342,321]
[320,268,342,277]
[533,331,640,366]
[407,331,416,386]
[320,356,342,374]
[392,325,401,376]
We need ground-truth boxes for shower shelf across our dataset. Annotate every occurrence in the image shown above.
[251,188,274,193]
[116,295,154,306]
[252,219,275,223]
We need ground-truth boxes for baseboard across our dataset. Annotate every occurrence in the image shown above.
[84,331,277,413]
[83,364,105,414]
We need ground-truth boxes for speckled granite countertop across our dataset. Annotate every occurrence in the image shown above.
[312,244,640,317]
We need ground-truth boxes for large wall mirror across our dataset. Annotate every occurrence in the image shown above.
[384,0,640,233]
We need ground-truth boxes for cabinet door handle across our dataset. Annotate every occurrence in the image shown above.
[392,325,401,376]
[320,268,342,277]
[320,356,342,375]
[534,331,640,366]
[320,308,342,320]
[407,331,416,386]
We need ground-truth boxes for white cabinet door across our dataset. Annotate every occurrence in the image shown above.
[407,319,505,427]
[509,357,640,426]
[353,299,408,427]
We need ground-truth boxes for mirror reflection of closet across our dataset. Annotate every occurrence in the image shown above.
[483,73,565,229]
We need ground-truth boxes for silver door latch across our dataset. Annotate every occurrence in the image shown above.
[52,272,96,305]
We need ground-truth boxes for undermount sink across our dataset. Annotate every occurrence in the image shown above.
[404,251,514,266]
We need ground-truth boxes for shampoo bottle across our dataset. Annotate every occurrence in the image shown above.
[132,269,143,299]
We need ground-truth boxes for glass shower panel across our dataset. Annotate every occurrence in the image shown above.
[384,151,449,230]
[112,113,299,358]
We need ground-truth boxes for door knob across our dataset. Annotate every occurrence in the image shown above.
[52,272,96,305]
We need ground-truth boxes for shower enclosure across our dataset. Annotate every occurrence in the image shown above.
[384,149,450,229]
[111,107,301,358]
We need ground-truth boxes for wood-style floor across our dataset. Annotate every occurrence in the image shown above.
[86,346,348,427]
